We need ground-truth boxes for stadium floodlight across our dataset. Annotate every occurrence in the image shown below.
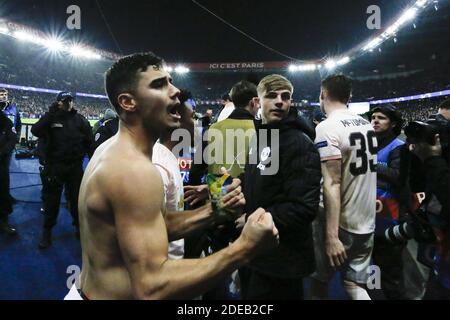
[385,24,400,37]
[0,25,9,35]
[337,57,350,66]
[415,0,429,8]
[325,60,337,70]
[397,7,418,26]
[288,65,298,72]
[43,38,65,52]
[175,66,190,74]
[14,30,35,42]
[363,37,383,51]
[297,64,317,71]
[69,45,101,59]
[164,66,174,73]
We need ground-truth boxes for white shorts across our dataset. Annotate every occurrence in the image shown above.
[64,284,84,300]
[312,217,374,285]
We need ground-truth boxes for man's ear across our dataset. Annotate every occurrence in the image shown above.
[117,93,136,113]
[252,97,260,109]
[320,89,325,101]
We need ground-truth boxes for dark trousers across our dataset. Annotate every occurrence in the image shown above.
[0,155,12,220]
[239,267,304,300]
[42,162,83,230]
[371,237,407,300]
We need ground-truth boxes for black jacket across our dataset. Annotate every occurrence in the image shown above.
[31,106,94,164]
[377,135,404,192]
[0,112,16,159]
[93,117,119,152]
[424,155,450,222]
[243,108,322,278]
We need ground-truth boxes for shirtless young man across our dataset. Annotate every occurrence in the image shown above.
[65,53,278,300]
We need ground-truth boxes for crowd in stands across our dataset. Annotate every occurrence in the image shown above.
[8,90,110,120]
[1,33,449,123]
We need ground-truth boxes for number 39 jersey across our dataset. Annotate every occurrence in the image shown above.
[315,109,377,234]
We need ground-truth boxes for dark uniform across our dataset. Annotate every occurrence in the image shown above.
[1,101,21,204]
[0,111,17,235]
[31,94,93,248]
[93,116,119,152]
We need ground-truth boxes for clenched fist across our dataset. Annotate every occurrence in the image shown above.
[239,208,279,257]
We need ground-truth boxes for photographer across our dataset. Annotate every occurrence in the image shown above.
[408,99,450,299]
[31,92,94,249]
[370,105,408,299]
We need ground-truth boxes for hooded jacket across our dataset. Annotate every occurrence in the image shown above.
[243,108,321,278]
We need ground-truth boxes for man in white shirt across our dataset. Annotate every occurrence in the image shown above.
[153,90,199,259]
[310,75,377,300]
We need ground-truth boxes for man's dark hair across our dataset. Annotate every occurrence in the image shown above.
[222,93,231,102]
[439,99,450,110]
[321,74,352,104]
[230,80,258,109]
[0,88,7,93]
[105,52,164,115]
[370,104,404,136]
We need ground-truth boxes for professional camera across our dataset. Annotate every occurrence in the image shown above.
[381,208,436,245]
[404,113,450,150]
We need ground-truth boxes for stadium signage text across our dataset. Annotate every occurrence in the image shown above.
[209,62,265,70]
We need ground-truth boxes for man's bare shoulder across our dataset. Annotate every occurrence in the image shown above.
[91,140,163,202]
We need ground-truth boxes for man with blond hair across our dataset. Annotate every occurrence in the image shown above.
[240,74,321,300]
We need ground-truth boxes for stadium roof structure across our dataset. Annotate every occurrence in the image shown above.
[1,0,448,75]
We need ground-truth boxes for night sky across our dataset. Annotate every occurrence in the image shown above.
[0,0,420,63]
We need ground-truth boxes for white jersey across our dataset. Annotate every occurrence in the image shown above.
[153,143,185,260]
[315,108,377,234]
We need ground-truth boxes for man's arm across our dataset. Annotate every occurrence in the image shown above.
[108,164,277,300]
[164,204,214,241]
[166,180,245,241]
[322,159,348,268]
[31,112,53,138]
[377,145,402,188]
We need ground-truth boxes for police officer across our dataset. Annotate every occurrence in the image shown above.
[31,92,94,249]
[0,110,17,235]
[0,88,21,205]
[92,108,119,152]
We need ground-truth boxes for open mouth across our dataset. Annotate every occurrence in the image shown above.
[168,104,182,120]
